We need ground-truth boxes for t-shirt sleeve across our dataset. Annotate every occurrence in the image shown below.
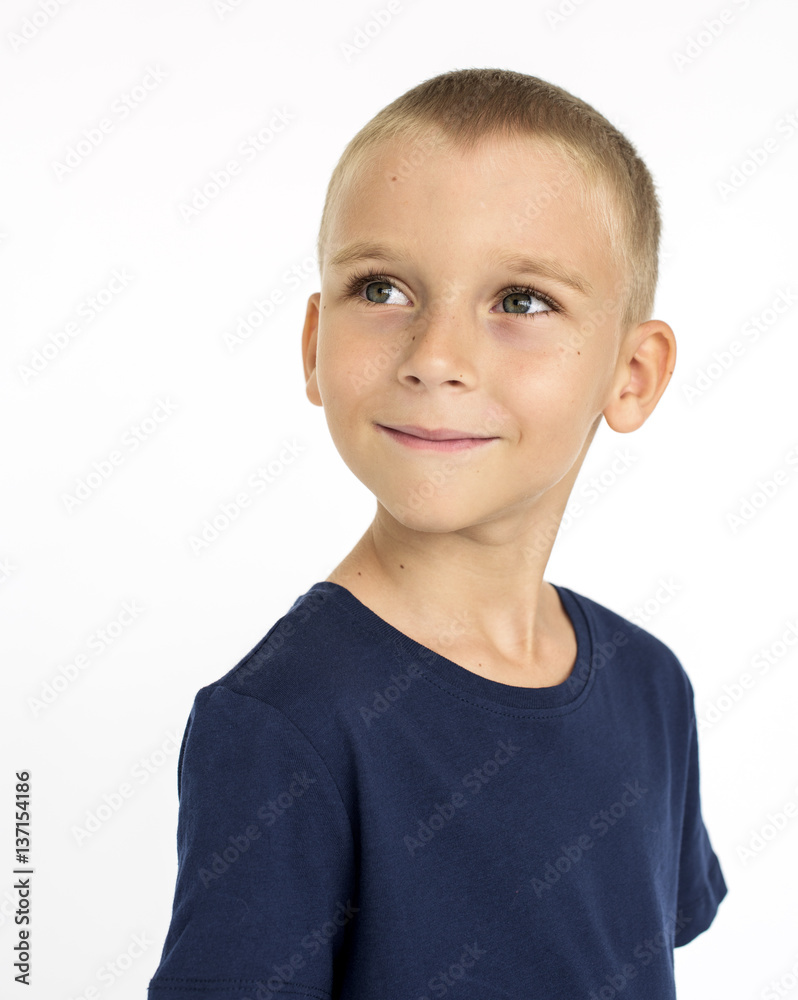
[147,683,357,1000]
[673,678,728,947]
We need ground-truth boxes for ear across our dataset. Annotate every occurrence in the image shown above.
[602,319,677,433]
[301,292,323,407]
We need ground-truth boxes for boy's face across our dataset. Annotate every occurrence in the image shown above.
[302,134,637,534]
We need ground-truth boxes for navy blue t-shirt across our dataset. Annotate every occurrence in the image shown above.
[147,580,727,1000]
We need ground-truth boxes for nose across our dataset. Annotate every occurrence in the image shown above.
[395,287,479,388]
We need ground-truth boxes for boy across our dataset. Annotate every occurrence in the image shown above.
[147,68,727,999]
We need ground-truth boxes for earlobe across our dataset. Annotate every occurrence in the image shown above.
[602,320,677,434]
[302,293,323,407]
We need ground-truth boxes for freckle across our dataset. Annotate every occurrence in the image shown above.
[391,175,397,181]
[399,564,404,569]
[577,351,581,355]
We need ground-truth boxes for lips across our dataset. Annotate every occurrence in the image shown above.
[378,424,496,441]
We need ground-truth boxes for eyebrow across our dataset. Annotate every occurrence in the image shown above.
[486,250,594,297]
[327,241,593,297]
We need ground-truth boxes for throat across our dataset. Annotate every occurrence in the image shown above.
[446,641,576,689]
[324,570,577,689]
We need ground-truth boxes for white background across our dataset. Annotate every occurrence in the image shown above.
[2,0,797,997]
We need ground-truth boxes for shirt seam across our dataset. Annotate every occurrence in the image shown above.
[325,581,598,718]
[208,682,357,850]
[409,665,593,719]
[149,977,330,998]
[678,852,723,913]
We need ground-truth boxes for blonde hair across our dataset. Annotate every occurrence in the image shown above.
[316,67,661,332]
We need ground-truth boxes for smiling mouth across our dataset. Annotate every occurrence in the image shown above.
[375,423,499,452]
[378,424,497,441]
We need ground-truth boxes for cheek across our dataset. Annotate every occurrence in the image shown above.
[315,328,359,407]
[506,361,599,454]
[318,322,405,417]
[504,351,580,412]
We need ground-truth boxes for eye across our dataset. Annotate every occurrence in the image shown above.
[343,269,561,318]
[494,286,560,318]
[345,270,410,307]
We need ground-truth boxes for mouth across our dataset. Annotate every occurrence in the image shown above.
[375,423,499,452]
[378,424,496,441]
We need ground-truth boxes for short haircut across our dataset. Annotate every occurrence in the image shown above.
[316,67,662,333]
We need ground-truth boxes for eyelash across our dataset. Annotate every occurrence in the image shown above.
[343,268,562,317]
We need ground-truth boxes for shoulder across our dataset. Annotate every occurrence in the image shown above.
[194,581,388,736]
[558,582,695,714]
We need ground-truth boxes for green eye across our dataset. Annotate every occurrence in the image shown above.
[497,286,559,317]
[364,280,398,304]
[345,271,410,306]
[344,269,561,316]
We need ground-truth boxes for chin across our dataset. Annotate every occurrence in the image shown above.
[381,496,482,534]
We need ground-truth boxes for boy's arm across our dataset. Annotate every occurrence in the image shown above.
[147,683,356,999]
[673,679,728,946]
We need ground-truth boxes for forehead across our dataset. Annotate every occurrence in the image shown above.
[328,133,621,299]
